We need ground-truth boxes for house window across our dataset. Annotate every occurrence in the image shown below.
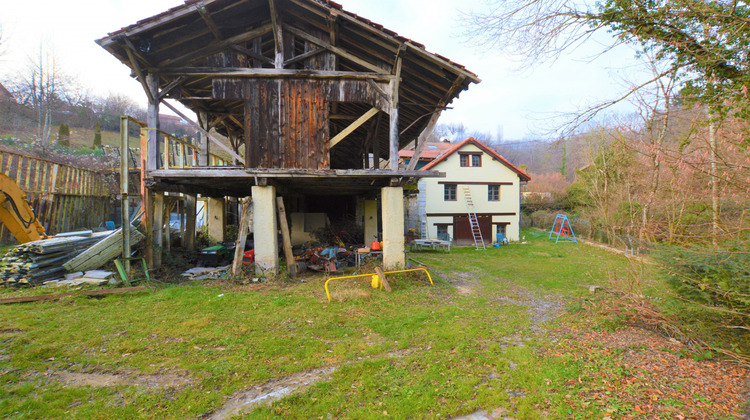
[488,185,500,201]
[444,184,457,201]
[459,153,482,167]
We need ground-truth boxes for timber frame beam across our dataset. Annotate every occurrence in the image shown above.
[197,5,223,40]
[328,107,379,149]
[161,100,245,164]
[161,67,394,81]
[283,25,389,74]
[269,0,284,68]
[163,24,274,67]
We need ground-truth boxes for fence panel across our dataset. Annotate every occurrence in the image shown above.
[0,150,116,242]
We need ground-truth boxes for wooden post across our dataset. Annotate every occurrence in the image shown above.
[389,55,402,170]
[144,190,154,268]
[406,111,441,171]
[232,196,252,277]
[179,140,186,168]
[162,137,170,169]
[164,198,174,252]
[153,192,164,268]
[373,115,382,169]
[199,111,210,166]
[269,0,284,69]
[184,194,197,250]
[120,116,131,275]
[276,197,296,278]
[146,73,160,171]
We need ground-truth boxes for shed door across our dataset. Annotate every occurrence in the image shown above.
[454,215,491,244]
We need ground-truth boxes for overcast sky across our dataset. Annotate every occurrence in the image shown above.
[1,0,646,141]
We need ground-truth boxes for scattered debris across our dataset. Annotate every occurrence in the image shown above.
[53,270,117,286]
[181,265,231,280]
[0,286,148,304]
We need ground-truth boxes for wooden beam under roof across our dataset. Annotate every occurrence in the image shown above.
[125,48,154,103]
[269,0,284,68]
[197,5,223,40]
[328,107,379,149]
[230,44,274,66]
[162,67,395,81]
[158,76,186,100]
[283,25,389,75]
[161,100,245,164]
[162,24,273,67]
[96,1,209,45]
[283,47,326,67]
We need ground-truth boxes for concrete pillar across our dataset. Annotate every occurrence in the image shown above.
[252,185,278,275]
[381,187,405,270]
[207,198,226,243]
[364,200,378,245]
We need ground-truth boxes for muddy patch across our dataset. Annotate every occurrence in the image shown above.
[207,366,336,420]
[452,407,516,420]
[49,370,192,389]
[207,347,421,419]
[494,290,563,330]
[448,271,481,295]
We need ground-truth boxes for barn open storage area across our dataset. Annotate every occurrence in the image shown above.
[95,0,480,274]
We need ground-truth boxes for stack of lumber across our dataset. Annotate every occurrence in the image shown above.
[63,226,144,273]
[0,232,111,286]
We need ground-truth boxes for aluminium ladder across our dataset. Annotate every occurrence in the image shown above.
[462,186,486,250]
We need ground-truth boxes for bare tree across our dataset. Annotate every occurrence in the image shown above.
[9,45,74,146]
[0,23,9,60]
[464,0,750,134]
[0,24,5,57]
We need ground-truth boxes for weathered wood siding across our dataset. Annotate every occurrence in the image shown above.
[214,77,388,169]
[238,79,330,169]
[0,151,116,242]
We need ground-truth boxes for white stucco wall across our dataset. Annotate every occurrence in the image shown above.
[421,143,523,242]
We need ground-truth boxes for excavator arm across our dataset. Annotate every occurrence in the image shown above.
[0,173,47,243]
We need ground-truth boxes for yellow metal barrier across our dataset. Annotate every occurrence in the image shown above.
[324,267,433,302]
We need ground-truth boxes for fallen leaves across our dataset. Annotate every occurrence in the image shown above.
[548,327,750,418]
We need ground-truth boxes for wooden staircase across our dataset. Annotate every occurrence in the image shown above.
[462,186,486,250]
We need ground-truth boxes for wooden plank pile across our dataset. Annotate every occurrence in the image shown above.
[64,227,145,273]
[0,232,111,286]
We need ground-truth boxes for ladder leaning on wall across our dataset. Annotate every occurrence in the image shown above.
[462,186,486,250]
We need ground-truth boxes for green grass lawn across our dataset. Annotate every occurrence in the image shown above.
[0,231,747,419]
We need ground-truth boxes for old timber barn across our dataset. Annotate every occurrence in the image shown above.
[97,0,479,273]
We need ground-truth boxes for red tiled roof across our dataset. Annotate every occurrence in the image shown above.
[399,142,454,160]
[420,137,531,181]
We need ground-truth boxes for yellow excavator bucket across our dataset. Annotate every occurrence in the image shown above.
[0,173,46,243]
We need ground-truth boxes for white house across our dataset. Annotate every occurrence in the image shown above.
[412,138,530,244]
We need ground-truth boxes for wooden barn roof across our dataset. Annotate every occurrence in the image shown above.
[96,0,480,162]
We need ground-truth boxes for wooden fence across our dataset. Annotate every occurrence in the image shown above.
[0,150,116,242]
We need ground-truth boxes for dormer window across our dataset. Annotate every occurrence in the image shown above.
[459,152,482,167]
